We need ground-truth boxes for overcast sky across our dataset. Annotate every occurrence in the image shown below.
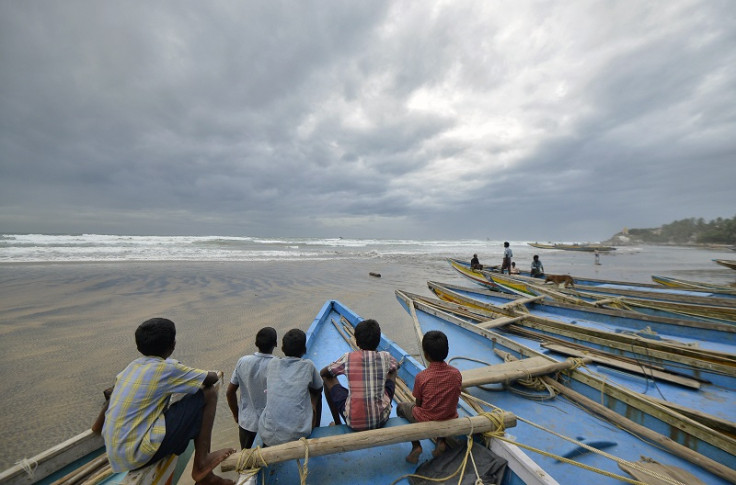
[1,1,734,240]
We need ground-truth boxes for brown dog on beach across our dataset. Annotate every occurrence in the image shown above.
[544,274,575,288]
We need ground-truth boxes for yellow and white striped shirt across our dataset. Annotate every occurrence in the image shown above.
[102,356,207,472]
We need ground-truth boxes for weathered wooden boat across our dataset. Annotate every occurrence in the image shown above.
[396,290,736,484]
[0,409,196,485]
[447,257,500,289]
[219,299,551,485]
[450,258,736,301]
[652,275,736,296]
[714,259,736,270]
[426,280,736,388]
[487,272,736,324]
[528,242,616,252]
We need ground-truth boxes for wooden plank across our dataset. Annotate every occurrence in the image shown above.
[498,295,545,309]
[477,316,525,329]
[460,357,591,388]
[542,343,702,389]
[220,412,517,472]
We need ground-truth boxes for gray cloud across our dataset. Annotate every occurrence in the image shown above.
[1,1,734,240]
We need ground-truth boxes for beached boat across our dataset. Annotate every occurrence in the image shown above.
[652,275,736,296]
[527,242,616,252]
[449,258,736,301]
[0,300,549,485]
[0,410,195,485]
[447,257,500,289]
[487,272,736,324]
[714,259,736,270]
[426,280,736,388]
[220,299,550,485]
[395,290,736,484]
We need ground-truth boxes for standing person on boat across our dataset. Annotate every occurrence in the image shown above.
[320,319,400,430]
[397,331,462,463]
[226,327,277,449]
[501,241,513,274]
[530,255,545,278]
[102,318,235,485]
[470,253,483,270]
[258,329,323,446]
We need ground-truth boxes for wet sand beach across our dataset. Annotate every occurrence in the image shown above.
[0,258,449,471]
[1,246,734,476]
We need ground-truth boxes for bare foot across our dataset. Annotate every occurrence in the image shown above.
[405,446,422,464]
[195,472,235,485]
[432,440,447,458]
[192,448,236,483]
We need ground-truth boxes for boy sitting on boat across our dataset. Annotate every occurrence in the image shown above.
[530,254,545,278]
[258,329,323,446]
[470,253,483,270]
[320,319,399,430]
[226,326,277,449]
[397,330,462,463]
[102,318,235,485]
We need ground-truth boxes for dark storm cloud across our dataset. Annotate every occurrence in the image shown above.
[1,1,734,239]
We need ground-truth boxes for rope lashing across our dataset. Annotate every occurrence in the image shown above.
[234,446,268,479]
[297,437,310,485]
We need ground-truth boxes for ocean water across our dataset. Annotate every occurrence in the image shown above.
[1,233,735,285]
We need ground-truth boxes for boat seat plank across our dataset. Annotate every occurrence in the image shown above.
[460,356,587,388]
[498,296,545,309]
[477,316,525,329]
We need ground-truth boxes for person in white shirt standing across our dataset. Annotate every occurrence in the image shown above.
[501,241,513,274]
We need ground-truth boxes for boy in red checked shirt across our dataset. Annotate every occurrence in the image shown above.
[320,319,399,430]
[397,330,462,463]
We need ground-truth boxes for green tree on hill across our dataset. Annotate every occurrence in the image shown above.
[625,215,736,245]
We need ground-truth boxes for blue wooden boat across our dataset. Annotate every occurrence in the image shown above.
[220,300,552,485]
[450,257,736,301]
[652,275,736,297]
[0,411,195,485]
[426,280,736,390]
[395,290,736,484]
[487,272,736,324]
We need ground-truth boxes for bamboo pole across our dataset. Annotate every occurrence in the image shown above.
[220,412,516,472]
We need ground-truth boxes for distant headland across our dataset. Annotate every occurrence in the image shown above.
[604,215,736,247]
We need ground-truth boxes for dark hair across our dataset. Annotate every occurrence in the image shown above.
[136,318,176,357]
[533,254,539,260]
[504,241,509,247]
[422,330,449,362]
[282,329,306,357]
[354,319,381,351]
[255,327,278,353]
